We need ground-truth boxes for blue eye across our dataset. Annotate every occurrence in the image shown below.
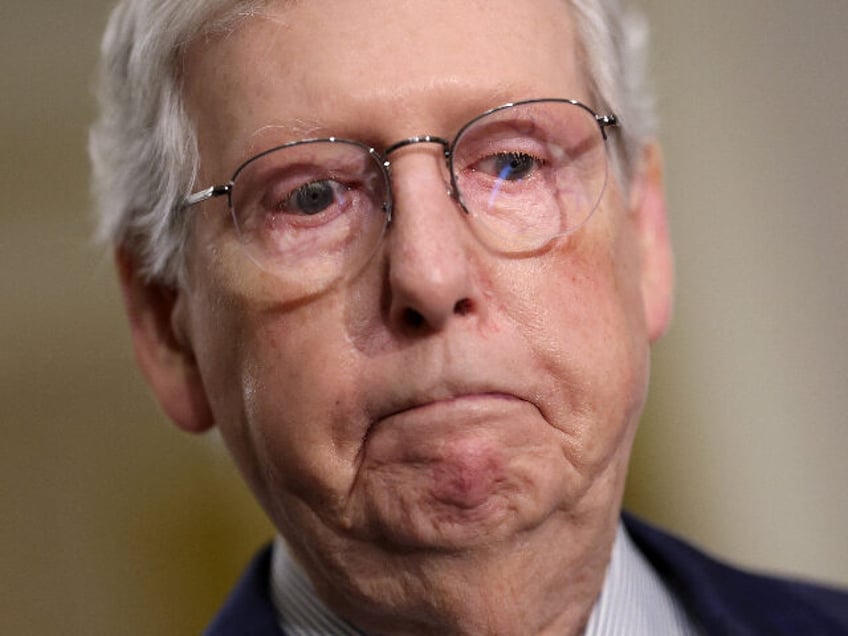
[493,152,538,181]
[466,151,543,184]
[287,180,339,215]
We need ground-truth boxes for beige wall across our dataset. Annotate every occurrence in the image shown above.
[627,0,848,586]
[2,2,845,634]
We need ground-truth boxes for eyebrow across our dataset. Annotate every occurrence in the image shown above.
[239,119,331,159]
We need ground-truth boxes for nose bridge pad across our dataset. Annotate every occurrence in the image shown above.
[444,175,458,201]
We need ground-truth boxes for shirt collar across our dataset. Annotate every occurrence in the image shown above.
[584,523,699,635]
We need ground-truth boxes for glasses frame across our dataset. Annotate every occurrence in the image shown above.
[182,99,619,232]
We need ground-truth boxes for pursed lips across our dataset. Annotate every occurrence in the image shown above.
[360,355,551,433]
[381,391,522,420]
[357,385,534,461]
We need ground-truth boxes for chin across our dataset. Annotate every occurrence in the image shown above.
[347,454,571,553]
[373,495,521,552]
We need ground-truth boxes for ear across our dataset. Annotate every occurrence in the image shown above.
[629,142,674,343]
[116,248,215,433]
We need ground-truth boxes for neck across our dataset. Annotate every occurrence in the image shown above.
[292,510,619,636]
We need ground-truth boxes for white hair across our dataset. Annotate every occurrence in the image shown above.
[89,0,266,285]
[569,0,657,181]
[89,0,656,285]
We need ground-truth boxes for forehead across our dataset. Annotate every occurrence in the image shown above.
[184,0,584,165]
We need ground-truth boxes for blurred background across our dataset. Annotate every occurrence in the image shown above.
[2,1,846,633]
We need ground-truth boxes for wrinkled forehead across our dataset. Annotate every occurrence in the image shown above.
[183,0,584,168]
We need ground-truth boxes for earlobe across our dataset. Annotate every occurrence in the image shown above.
[116,248,215,433]
[630,143,674,343]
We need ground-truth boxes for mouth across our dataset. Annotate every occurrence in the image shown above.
[381,391,522,420]
[363,388,533,457]
[359,366,547,453]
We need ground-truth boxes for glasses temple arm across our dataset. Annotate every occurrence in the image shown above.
[595,114,619,140]
[183,184,232,209]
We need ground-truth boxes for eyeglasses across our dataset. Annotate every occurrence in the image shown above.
[184,98,619,295]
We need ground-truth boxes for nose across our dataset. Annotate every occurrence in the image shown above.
[383,148,484,333]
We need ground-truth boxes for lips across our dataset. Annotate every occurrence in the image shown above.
[363,388,538,471]
[380,390,521,420]
[366,368,536,426]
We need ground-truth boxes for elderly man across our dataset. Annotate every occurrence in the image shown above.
[90,0,848,634]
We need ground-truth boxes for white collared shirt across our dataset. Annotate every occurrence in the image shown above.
[270,524,700,635]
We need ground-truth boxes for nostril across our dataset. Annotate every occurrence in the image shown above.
[402,307,425,329]
[453,298,473,315]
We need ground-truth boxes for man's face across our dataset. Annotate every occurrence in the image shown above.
[138,0,671,626]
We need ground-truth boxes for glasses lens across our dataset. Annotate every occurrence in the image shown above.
[451,100,609,252]
[230,139,390,293]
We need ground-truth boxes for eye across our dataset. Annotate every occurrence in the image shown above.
[476,152,543,182]
[281,179,346,215]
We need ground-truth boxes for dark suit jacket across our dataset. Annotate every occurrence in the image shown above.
[205,513,848,635]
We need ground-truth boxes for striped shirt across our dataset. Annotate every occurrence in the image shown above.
[270,524,700,635]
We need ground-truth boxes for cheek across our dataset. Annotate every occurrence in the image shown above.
[193,288,370,521]
[496,224,650,474]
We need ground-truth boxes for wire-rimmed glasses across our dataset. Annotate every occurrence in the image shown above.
[184,98,619,295]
